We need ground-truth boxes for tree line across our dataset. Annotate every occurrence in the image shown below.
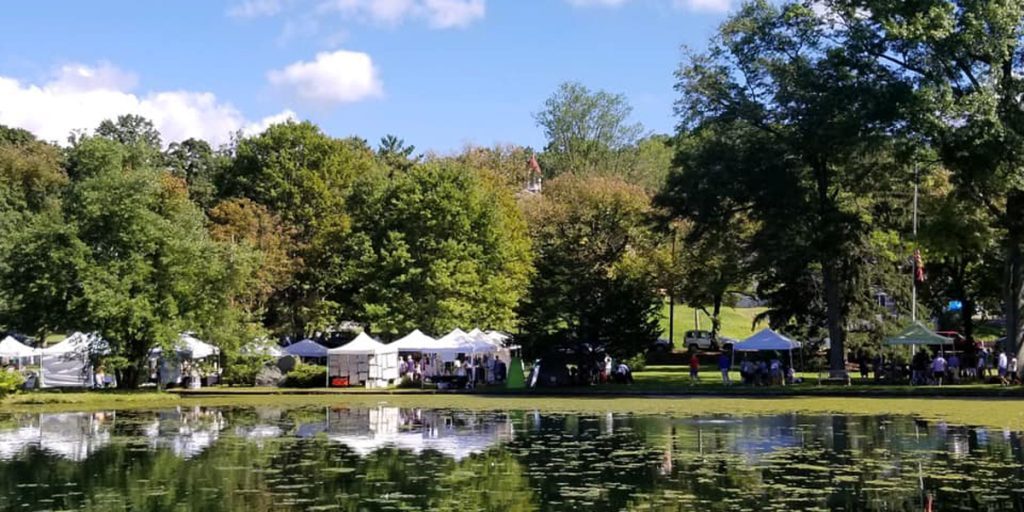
[4,0,1022,384]
[0,80,676,387]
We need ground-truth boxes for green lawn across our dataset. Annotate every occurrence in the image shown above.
[5,386,1024,430]
[659,303,766,344]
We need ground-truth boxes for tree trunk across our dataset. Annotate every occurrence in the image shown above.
[1007,192,1024,375]
[823,260,847,376]
[711,294,723,340]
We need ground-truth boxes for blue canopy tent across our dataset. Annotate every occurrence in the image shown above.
[283,339,328,361]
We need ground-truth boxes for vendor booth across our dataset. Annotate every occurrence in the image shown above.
[150,333,221,388]
[732,328,802,368]
[885,321,953,347]
[0,336,39,368]
[283,339,328,362]
[327,333,399,388]
[41,332,107,388]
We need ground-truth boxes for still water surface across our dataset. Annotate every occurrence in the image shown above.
[0,404,1020,511]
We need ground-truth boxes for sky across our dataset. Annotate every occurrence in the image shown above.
[0,0,732,153]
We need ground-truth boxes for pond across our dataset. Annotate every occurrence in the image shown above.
[0,403,1021,511]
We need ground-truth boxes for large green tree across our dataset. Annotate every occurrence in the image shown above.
[2,131,246,387]
[218,121,379,337]
[671,1,915,373]
[535,82,645,179]
[826,0,1024,362]
[518,174,662,358]
[338,162,532,339]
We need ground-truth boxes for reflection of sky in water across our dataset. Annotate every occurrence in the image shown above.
[0,407,1022,511]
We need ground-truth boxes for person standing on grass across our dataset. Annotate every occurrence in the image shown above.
[718,352,731,385]
[1010,357,1019,385]
[978,349,988,380]
[998,351,1009,386]
[689,352,700,385]
[948,353,960,384]
[931,353,947,386]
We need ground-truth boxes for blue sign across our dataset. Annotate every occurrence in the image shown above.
[947,300,963,312]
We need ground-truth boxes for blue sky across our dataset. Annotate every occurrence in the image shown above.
[0,0,731,152]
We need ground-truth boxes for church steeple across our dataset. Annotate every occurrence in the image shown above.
[525,154,542,194]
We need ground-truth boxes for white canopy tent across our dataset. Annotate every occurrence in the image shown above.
[0,336,39,369]
[41,332,107,388]
[149,333,221,388]
[150,333,220,360]
[732,328,802,368]
[733,329,802,352]
[389,329,438,352]
[240,338,284,358]
[328,333,399,387]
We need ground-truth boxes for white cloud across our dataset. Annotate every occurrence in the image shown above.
[673,0,731,13]
[422,0,485,28]
[231,0,485,33]
[267,50,383,104]
[567,0,732,12]
[566,0,632,6]
[0,63,295,147]
[228,0,289,18]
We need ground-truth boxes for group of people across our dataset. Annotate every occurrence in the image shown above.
[858,347,1021,386]
[685,352,799,386]
[398,354,508,388]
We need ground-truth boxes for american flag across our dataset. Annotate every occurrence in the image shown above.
[914,249,925,283]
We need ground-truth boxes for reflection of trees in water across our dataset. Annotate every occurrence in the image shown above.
[503,413,666,511]
[632,415,1024,511]
[2,408,1024,511]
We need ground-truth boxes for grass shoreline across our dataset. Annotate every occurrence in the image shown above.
[3,386,1024,431]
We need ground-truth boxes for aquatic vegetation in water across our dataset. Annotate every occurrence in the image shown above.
[0,406,1021,511]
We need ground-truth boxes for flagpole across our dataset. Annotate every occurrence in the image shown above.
[912,166,918,324]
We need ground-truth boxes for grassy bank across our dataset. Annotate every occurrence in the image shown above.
[4,390,1024,431]
[660,303,766,344]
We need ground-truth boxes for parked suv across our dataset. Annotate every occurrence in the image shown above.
[684,330,717,351]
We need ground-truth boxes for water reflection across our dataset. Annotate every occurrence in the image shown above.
[0,406,1020,511]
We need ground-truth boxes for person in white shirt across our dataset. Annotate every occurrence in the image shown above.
[931,354,947,386]
[999,352,1009,386]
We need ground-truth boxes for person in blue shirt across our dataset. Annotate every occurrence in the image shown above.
[718,352,731,385]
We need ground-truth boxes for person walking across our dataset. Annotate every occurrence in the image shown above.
[1010,357,1019,385]
[689,352,700,385]
[718,352,731,385]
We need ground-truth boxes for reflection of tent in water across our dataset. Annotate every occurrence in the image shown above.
[0,412,115,461]
[324,406,511,460]
[143,407,224,459]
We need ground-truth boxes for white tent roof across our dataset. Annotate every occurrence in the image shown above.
[0,336,38,358]
[283,339,328,358]
[733,329,801,352]
[329,333,396,355]
[42,332,108,355]
[241,338,284,357]
[390,329,438,352]
[151,333,220,359]
[177,333,219,359]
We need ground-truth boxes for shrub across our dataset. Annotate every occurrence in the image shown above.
[0,371,25,397]
[222,354,272,387]
[625,353,647,372]
[281,363,327,388]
